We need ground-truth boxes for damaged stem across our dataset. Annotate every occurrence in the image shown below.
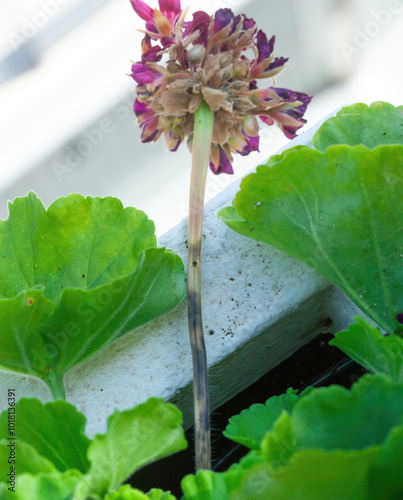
[188,97,214,471]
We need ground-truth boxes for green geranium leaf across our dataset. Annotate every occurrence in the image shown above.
[261,411,297,467]
[290,374,403,451]
[0,290,56,376]
[104,485,149,500]
[0,193,156,299]
[368,425,403,499]
[0,398,90,473]
[330,316,403,382]
[0,470,82,500]
[85,398,187,497]
[228,448,378,500]
[181,470,229,500]
[147,489,177,500]
[0,439,57,476]
[182,448,379,500]
[39,247,185,382]
[103,486,178,500]
[219,145,403,333]
[312,101,403,151]
[224,388,299,449]
[0,193,186,398]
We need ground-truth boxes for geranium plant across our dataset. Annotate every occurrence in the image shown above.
[0,0,402,494]
[0,397,187,499]
[219,102,403,335]
[0,193,186,399]
[1,316,402,499]
[129,0,311,469]
[0,100,402,496]
[182,321,403,499]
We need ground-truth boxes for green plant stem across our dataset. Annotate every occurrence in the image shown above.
[46,370,66,400]
[188,98,214,471]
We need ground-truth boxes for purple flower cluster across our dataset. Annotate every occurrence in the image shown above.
[130,0,311,174]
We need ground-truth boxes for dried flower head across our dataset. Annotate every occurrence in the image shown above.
[130,0,312,174]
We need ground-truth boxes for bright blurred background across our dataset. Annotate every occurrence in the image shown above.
[0,0,402,234]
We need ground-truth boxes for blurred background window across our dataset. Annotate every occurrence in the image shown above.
[0,0,115,84]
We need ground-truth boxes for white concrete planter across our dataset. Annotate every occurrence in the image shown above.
[0,111,365,436]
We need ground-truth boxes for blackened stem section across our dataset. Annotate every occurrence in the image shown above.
[188,98,214,471]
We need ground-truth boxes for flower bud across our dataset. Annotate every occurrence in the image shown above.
[167,62,182,74]
[219,52,232,68]
[188,45,206,66]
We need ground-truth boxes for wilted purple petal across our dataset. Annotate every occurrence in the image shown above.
[131,63,162,85]
[271,87,298,101]
[280,123,302,139]
[145,20,158,35]
[142,128,159,142]
[159,0,181,23]
[134,99,148,117]
[239,134,259,156]
[257,31,274,63]
[233,14,241,29]
[140,114,160,142]
[242,15,256,31]
[396,313,403,324]
[214,8,234,33]
[130,0,154,22]
[263,57,288,74]
[210,147,233,175]
[279,89,312,115]
[276,109,309,139]
[264,88,312,138]
[259,115,275,126]
[168,135,182,151]
[183,11,211,46]
[161,36,175,47]
[142,44,163,63]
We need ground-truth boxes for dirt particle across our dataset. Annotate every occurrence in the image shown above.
[209,330,214,335]
[82,274,86,278]
[229,278,235,281]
